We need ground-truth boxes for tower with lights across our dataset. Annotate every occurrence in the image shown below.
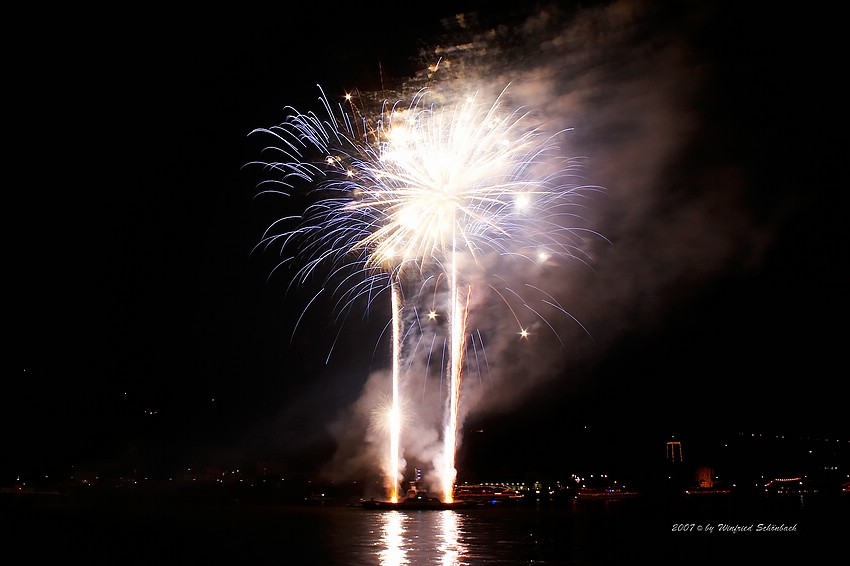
[666,440,683,463]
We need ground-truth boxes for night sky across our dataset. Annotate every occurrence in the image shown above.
[9,2,847,484]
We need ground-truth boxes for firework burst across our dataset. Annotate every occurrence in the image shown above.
[249,83,601,502]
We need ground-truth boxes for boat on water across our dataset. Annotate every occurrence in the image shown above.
[571,474,639,500]
[452,484,525,503]
[575,487,640,499]
[359,482,484,510]
[359,495,478,510]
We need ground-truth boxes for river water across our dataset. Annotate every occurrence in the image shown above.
[5,492,844,564]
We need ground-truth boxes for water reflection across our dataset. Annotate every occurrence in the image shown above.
[374,510,468,566]
[378,511,408,565]
[436,510,466,566]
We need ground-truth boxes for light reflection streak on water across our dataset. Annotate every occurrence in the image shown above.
[374,510,469,566]
[378,511,408,565]
[437,511,467,566]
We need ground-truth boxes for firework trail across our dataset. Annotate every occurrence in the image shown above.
[249,83,599,502]
[389,281,402,502]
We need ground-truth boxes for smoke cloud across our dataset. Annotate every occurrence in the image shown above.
[313,0,785,485]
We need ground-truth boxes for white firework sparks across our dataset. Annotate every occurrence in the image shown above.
[249,83,601,502]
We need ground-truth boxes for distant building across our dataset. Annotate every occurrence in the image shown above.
[695,466,714,489]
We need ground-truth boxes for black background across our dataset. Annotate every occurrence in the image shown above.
[8,1,847,482]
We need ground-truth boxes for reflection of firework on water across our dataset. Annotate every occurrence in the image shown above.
[249,83,601,502]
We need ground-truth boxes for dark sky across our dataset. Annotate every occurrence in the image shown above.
[9,2,848,483]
